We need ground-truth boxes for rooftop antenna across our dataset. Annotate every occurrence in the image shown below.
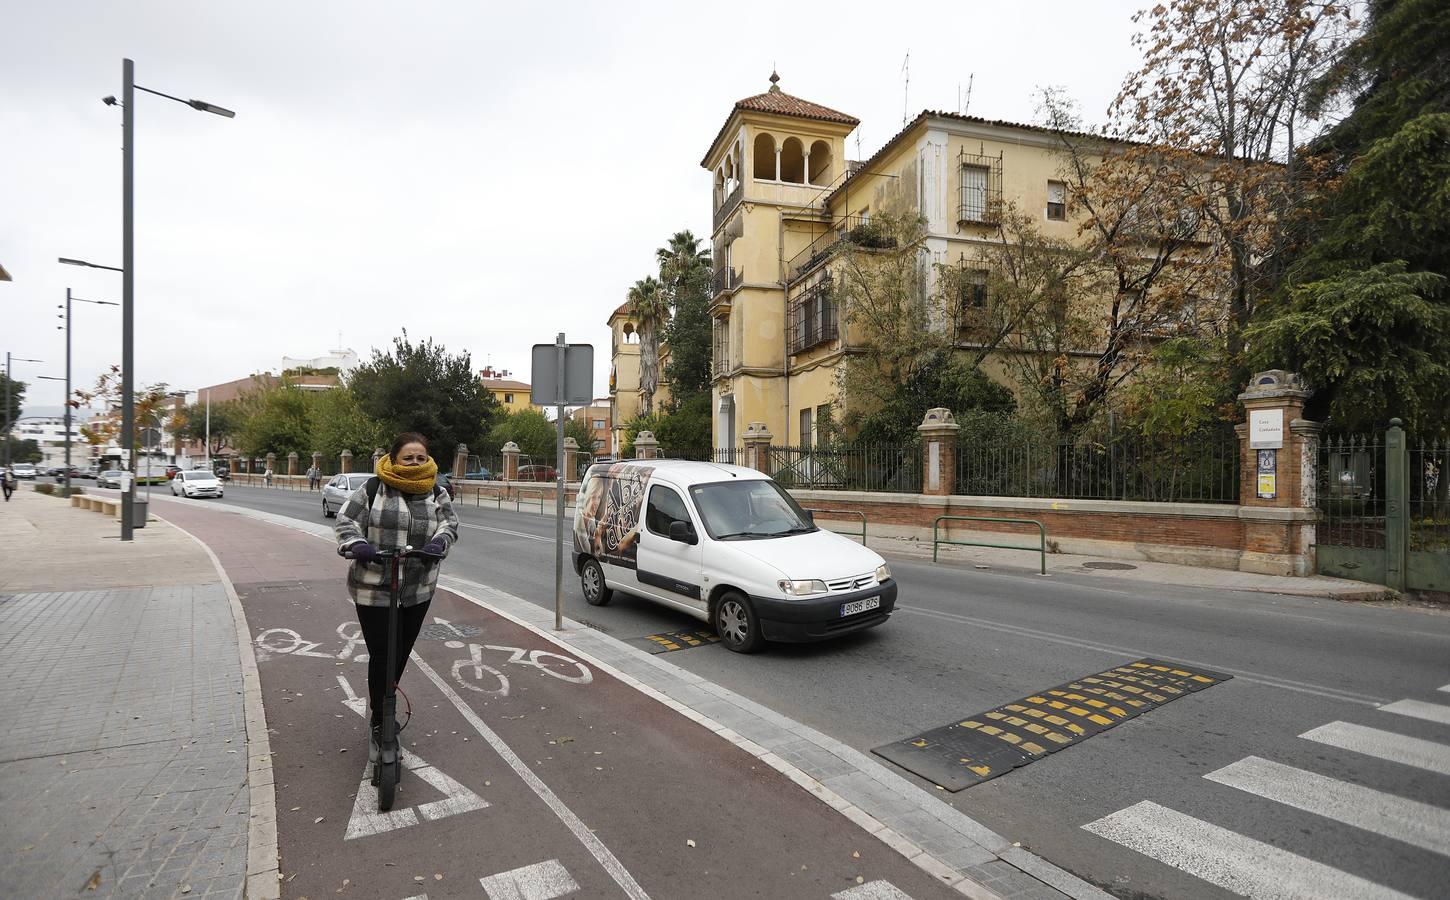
[962,73,974,116]
[901,51,910,127]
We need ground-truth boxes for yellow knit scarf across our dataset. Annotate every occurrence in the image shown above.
[376,454,438,495]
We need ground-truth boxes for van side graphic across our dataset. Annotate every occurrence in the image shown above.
[574,463,654,570]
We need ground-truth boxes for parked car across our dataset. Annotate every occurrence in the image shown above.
[571,460,895,653]
[12,463,37,479]
[436,472,455,500]
[171,469,224,499]
[213,464,232,482]
[462,469,494,481]
[517,464,557,482]
[164,465,182,480]
[97,469,125,489]
[321,473,376,518]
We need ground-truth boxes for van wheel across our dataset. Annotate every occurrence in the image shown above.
[581,558,612,606]
[715,591,763,653]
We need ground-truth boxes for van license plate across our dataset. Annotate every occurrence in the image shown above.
[841,596,880,617]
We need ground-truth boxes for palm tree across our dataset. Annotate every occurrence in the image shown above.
[626,276,667,416]
[656,231,714,399]
[656,230,712,301]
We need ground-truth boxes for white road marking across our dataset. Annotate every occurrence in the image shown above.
[337,677,489,840]
[901,605,1386,707]
[1083,800,1415,900]
[1301,721,1450,776]
[459,522,550,543]
[479,859,579,900]
[1204,755,1450,856]
[1439,683,1450,693]
[833,880,914,899]
[1379,698,1450,726]
[410,653,651,900]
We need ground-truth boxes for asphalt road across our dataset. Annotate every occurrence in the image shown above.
[153,483,1450,899]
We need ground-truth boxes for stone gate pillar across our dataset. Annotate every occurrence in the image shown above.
[917,408,959,497]
[312,451,323,477]
[742,422,773,474]
[563,437,581,481]
[1235,370,1319,576]
[501,442,520,481]
[453,443,468,480]
[633,431,659,460]
[371,447,385,470]
[286,451,298,476]
[340,449,353,474]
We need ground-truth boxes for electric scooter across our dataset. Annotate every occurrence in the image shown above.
[344,543,443,811]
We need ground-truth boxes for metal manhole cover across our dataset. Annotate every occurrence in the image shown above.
[1083,561,1138,571]
[418,622,482,641]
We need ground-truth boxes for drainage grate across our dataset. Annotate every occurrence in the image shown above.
[1083,561,1138,571]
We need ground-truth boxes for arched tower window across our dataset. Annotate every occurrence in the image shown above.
[753,133,777,180]
[808,140,832,186]
[780,138,805,183]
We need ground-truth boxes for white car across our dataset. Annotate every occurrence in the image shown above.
[572,460,895,653]
[171,469,224,499]
[97,469,125,489]
[11,463,37,479]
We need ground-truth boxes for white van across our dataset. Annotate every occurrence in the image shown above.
[572,460,895,653]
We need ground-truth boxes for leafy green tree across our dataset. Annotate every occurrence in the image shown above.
[1250,1,1450,431]
[657,231,713,402]
[309,387,387,460]
[486,408,595,464]
[349,332,500,455]
[626,277,667,416]
[173,398,245,456]
[846,351,1014,447]
[1,372,25,426]
[236,384,312,458]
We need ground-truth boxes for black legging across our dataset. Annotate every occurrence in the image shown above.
[355,600,431,719]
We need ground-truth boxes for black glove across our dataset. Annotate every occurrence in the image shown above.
[344,541,378,564]
[420,538,447,557]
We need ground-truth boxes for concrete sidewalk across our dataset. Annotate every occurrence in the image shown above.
[0,487,272,899]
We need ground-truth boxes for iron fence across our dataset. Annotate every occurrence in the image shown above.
[956,429,1239,503]
[785,215,894,283]
[1318,432,1386,549]
[667,447,746,465]
[1410,437,1450,553]
[768,444,922,493]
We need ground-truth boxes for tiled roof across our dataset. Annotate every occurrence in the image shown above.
[481,378,531,392]
[701,76,858,168]
[825,110,1130,205]
[607,301,633,324]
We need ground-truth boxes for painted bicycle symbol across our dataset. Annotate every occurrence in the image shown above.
[450,643,593,697]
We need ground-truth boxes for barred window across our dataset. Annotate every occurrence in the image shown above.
[1047,180,1067,220]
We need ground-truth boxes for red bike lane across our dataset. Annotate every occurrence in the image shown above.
[156,501,960,900]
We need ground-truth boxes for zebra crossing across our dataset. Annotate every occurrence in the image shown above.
[1083,687,1450,899]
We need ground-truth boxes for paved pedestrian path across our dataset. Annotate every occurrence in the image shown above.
[0,488,256,899]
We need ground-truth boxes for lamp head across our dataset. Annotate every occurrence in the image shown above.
[102,96,118,107]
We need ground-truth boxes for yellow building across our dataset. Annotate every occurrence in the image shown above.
[479,368,537,413]
[606,302,671,455]
[699,73,1140,450]
[571,399,612,454]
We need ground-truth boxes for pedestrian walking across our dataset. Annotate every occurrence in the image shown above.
[307,464,320,491]
[334,432,459,761]
[264,466,274,488]
[2,466,15,501]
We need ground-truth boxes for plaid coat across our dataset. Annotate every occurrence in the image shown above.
[334,479,460,607]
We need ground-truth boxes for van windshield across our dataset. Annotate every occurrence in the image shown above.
[689,479,816,541]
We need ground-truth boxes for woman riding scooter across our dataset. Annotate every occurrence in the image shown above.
[334,432,460,762]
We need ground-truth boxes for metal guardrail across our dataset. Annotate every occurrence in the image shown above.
[804,508,866,546]
[932,515,1047,575]
[515,489,546,514]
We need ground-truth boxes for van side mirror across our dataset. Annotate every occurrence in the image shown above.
[803,509,815,524]
[668,521,697,545]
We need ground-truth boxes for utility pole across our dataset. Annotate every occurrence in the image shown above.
[120,57,136,539]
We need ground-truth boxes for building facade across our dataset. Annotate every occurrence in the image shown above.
[479,366,537,413]
[700,74,1143,450]
[606,303,671,455]
[570,399,612,454]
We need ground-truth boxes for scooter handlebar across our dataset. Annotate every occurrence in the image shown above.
[340,544,444,561]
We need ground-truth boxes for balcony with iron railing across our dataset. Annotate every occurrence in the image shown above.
[788,278,839,355]
[713,182,744,232]
[785,215,897,284]
[712,266,742,298]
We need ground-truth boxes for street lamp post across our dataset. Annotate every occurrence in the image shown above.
[49,289,119,493]
[65,58,233,541]
[4,353,44,467]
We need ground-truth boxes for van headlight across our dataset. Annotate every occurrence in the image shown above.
[778,579,828,597]
[875,564,892,583]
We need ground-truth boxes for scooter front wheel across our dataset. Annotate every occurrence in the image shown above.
[377,757,399,811]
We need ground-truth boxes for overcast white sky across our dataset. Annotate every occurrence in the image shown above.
[1,0,1145,416]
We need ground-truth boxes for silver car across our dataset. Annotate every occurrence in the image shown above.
[97,469,125,488]
[321,473,374,518]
